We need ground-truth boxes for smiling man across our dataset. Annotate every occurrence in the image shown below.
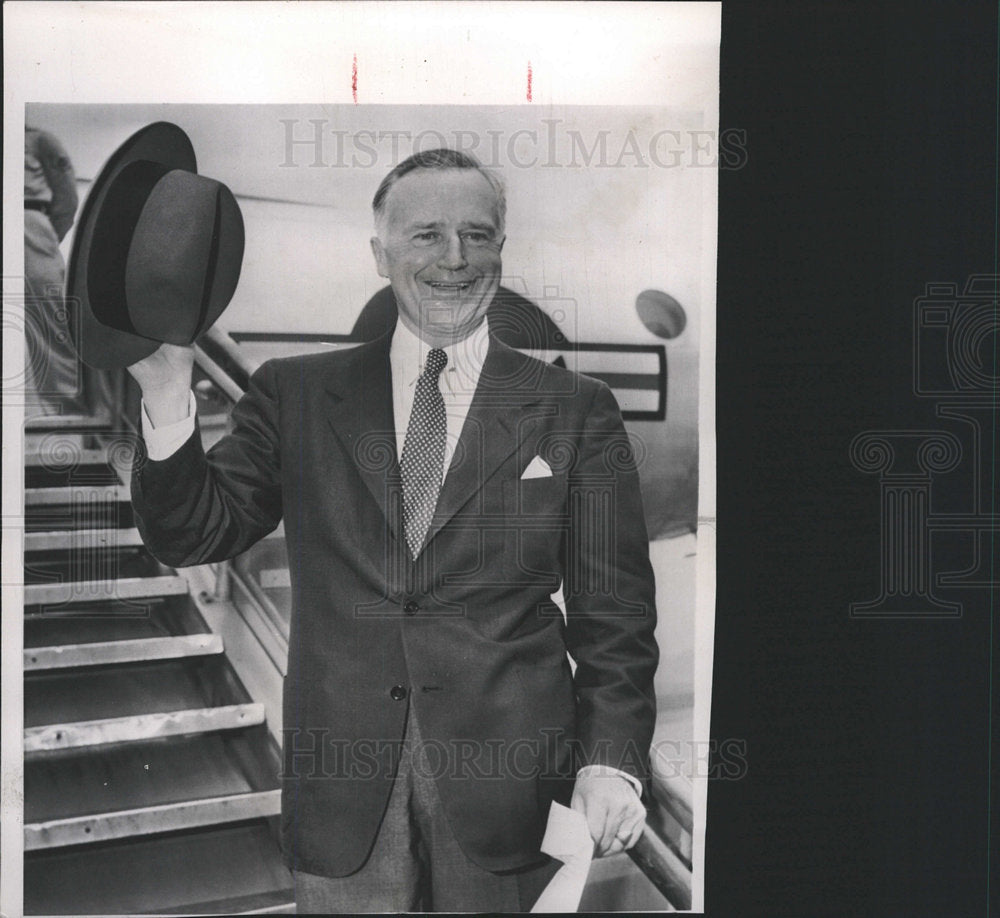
[129,148,659,912]
[370,157,505,346]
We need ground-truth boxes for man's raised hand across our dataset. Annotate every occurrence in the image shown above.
[126,342,195,428]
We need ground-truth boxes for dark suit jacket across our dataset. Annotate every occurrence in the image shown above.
[132,333,658,877]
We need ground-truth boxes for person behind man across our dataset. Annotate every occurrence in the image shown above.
[24,125,82,414]
[25,125,116,418]
[128,149,659,912]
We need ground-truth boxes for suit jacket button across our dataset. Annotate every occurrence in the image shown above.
[403,600,420,616]
[390,684,407,701]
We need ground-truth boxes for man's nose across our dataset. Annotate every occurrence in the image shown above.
[437,234,468,271]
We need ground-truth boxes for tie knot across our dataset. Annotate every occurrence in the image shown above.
[423,348,448,378]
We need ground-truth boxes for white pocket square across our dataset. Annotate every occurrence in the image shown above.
[521,455,553,479]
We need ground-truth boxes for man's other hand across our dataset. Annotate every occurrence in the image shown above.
[126,342,195,428]
[570,768,646,857]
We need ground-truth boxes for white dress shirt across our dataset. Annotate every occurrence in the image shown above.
[389,317,489,476]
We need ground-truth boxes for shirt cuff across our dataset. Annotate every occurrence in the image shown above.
[576,764,644,798]
[141,391,197,460]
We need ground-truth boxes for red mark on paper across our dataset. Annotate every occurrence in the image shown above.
[352,54,358,103]
[526,62,532,102]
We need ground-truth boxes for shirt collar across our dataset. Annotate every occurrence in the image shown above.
[390,317,491,389]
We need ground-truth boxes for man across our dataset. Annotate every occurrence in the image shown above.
[129,149,658,912]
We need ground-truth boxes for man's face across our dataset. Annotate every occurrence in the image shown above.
[371,168,505,346]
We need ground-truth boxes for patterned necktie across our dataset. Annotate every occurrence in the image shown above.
[400,347,448,559]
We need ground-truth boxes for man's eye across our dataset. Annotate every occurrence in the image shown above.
[413,231,439,244]
[462,231,492,245]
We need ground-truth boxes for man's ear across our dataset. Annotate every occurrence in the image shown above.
[497,234,506,253]
[370,237,389,278]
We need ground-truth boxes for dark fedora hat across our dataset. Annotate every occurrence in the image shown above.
[68,122,244,368]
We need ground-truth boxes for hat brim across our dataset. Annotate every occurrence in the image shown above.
[68,122,197,369]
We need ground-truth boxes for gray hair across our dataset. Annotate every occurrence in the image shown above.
[372,148,506,237]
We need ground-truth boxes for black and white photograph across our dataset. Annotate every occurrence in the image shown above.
[4,4,719,914]
[6,2,997,917]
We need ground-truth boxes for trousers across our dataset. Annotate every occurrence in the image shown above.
[293,704,560,913]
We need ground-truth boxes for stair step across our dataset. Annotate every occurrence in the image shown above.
[25,789,282,850]
[25,483,130,506]
[24,446,111,468]
[25,729,277,820]
[25,527,144,553]
[25,704,266,753]
[24,820,292,916]
[25,412,113,431]
[25,463,123,490]
[25,500,135,532]
[26,656,251,731]
[25,574,188,607]
[25,545,166,587]
[25,634,223,671]
[24,430,94,454]
[25,594,210,647]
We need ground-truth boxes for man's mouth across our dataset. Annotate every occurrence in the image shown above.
[424,281,475,297]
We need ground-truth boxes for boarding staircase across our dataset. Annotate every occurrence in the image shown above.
[22,399,294,915]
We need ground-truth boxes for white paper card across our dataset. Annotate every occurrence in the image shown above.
[531,802,595,913]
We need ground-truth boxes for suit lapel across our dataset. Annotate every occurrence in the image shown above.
[322,335,405,543]
[319,333,547,558]
[423,338,544,548]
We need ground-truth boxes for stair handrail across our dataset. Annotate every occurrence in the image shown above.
[191,326,264,603]
[196,325,260,393]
